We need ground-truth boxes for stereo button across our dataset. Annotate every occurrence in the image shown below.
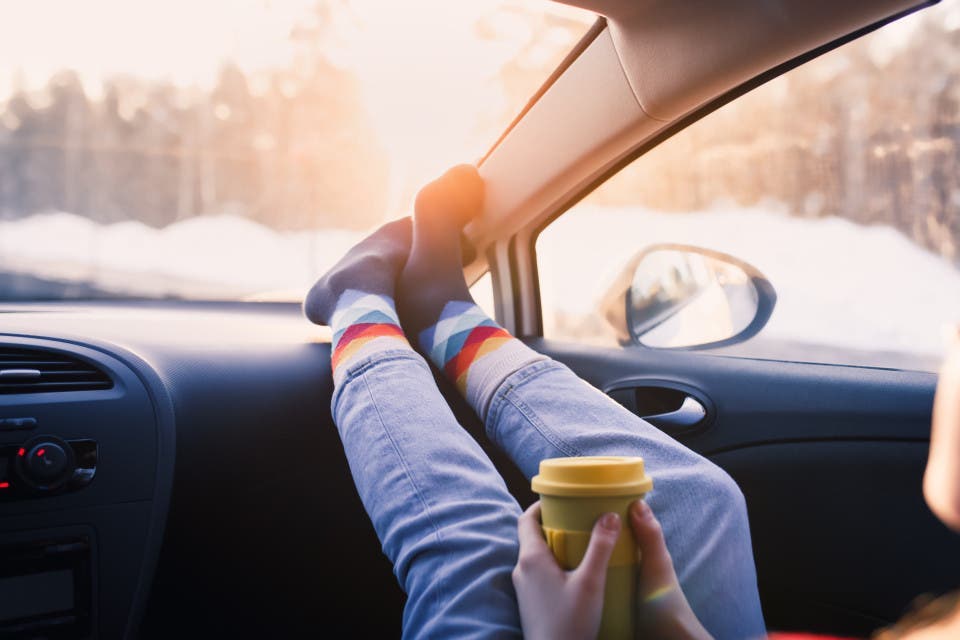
[14,436,76,490]
[26,443,69,482]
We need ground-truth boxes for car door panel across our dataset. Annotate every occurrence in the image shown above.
[713,441,953,634]
[524,337,959,636]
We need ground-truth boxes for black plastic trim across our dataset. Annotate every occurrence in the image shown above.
[704,435,929,458]
[603,376,716,436]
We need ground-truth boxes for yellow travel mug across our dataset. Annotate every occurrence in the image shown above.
[531,456,653,640]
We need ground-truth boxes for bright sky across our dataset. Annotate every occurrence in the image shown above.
[321,0,592,207]
[0,0,594,211]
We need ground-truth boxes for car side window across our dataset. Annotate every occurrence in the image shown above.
[471,272,496,318]
[536,3,960,371]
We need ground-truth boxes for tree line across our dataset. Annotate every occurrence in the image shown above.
[0,60,389,231]
[596,12,960,263]
[0,5,958,266]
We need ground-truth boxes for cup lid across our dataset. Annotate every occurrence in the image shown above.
[531,456,653,497]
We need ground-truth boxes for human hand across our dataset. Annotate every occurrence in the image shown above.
[630,499,712,640]
[513,501,622,640]
[513,500,712,640]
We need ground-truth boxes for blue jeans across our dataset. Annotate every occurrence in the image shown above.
[332,349,766,639]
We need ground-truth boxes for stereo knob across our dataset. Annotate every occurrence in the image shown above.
[15,436,76,490]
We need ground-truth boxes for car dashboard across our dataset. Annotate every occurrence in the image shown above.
[0,302,404,638]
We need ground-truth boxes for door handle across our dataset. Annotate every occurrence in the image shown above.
[641,395,706,429]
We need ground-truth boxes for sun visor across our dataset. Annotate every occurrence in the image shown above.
[553,0,933,121]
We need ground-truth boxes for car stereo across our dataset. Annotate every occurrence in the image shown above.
[0,336,175,639]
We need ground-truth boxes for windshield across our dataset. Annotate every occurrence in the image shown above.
[0,0,593,302]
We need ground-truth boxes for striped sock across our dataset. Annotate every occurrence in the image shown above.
[419,300,546,420]
[331,289,411,385]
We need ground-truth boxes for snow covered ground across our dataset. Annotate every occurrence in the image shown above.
[538,203,960,360]
[2,206,959,361]
[0,212,364,301]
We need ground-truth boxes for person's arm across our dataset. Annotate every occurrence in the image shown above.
[513,500,712,640]
[924,328,960,531]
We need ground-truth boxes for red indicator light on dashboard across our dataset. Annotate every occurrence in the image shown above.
[0,482,9,489]
[36,448,46,458]
[17,448,25,457]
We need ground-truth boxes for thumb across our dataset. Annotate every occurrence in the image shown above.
[574,512,621,586]
[630,500,680,600]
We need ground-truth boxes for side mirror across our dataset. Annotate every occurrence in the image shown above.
[599,244,776,349]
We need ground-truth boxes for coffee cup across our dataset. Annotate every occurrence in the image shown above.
[531,456,653,639]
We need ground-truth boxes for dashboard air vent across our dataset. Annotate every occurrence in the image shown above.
[0,346,113,394]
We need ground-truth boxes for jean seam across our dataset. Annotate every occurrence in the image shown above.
[332,348,427,409]
[489,359,582,458]
[503,392,582,458]
[357,364,448,608]
[485,360,570,444]
[473,351,550,420]
[485,359,564,440]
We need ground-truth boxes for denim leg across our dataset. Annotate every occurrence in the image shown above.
[485,359,766,640]
[332,348,523,639]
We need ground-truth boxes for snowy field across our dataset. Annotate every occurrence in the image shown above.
[0,212,364,301]
[539,204,960,360]
[2,206,959,361]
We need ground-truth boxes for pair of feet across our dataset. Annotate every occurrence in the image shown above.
[303,164,482,342]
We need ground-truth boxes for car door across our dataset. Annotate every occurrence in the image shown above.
[519,340,949,636]
[474,2,960,636]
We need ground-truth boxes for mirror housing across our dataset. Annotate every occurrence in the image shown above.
[599,244,776,349]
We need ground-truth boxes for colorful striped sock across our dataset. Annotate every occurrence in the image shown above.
[419,300,546,420]
[331,289,411,385]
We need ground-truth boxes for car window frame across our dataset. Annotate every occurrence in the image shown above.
[487,7,935,344]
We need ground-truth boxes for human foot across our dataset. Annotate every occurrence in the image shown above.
[396,165,545,418]
[396,164,484,339]
[303,217,412,326]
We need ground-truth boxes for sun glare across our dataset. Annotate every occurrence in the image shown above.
[315,0,587,209]
[0,0,593,215]
[0,0,593,300]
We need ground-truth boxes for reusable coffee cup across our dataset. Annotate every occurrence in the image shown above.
[531,456,653,640]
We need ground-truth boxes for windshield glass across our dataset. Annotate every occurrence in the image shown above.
[0,0,593,302]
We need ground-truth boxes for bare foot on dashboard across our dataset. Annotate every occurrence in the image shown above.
[303,217,412,326]
[396,164,484,340]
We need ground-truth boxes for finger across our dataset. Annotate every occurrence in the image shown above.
[629,500,680,599]
[516,501,552,561]
[574,512,621,584]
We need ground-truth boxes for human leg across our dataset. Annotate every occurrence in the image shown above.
[397,167,766,639]
[485,360,765,639]
[305,219,522,638]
